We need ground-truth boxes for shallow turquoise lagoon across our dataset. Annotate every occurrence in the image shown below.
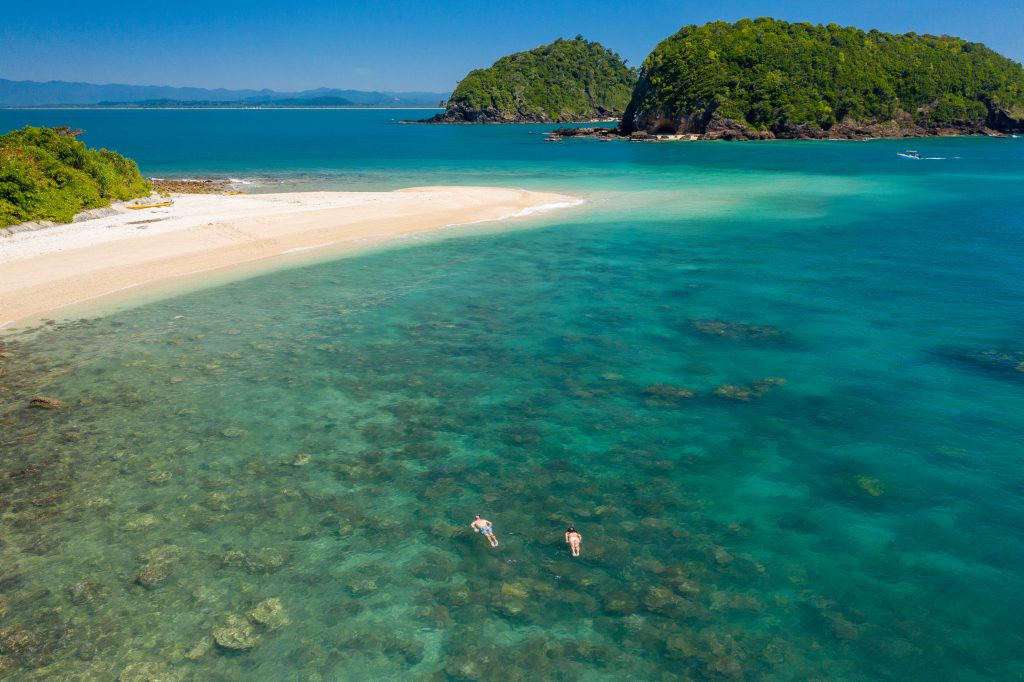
[0,110,1023,680]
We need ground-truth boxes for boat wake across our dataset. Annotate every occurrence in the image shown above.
[897,151,946,161]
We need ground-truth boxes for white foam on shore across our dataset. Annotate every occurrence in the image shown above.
[454,198,585,229]
[512,198,585,217]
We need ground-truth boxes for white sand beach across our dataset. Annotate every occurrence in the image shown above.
[0,187,580,328]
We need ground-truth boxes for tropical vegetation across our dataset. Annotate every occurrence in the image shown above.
[621,18,1024,135]
[439,37,637,122]
[0,126,150,227]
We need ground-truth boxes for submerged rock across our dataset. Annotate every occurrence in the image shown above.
[714,377,787,401]
[135,545,183,588]
[28,396,66,409]
[824,611,861,640]
[0,624,35,654]
[642,383,696,404]
[184,635,214,661]
[147,470,172,484]
[690,319,782,340]
[118,661,181,682]
[855,476,885,497]
[135,561,173,588]
[933,346,1024,379]
[69,581,99,605]
[665,632,699,659]
[122,514,158,531]
[213,615,260,651]
[220,548,287,573]
[248,598,288,629]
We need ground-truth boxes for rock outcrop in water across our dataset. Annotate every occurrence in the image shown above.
[419,37,636,123]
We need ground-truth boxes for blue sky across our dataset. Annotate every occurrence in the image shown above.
[2,0,1021,92]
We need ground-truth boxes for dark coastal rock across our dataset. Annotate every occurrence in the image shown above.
[28,396,65,409]
[422,102,553,124]
[552,117,1015,142]
[149,178,231,194]
[547,126,627,140]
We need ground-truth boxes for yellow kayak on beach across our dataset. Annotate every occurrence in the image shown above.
[125,201,174,210]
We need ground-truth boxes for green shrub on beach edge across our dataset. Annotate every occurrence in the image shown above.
[0,126,151,227]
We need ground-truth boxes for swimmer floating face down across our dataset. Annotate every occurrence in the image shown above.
[471,515,499,547]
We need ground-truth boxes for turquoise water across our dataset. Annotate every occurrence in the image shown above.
[1,110,1023,680]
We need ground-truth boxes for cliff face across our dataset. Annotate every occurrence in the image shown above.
[426,38,636,123]
[619,18,1024,138]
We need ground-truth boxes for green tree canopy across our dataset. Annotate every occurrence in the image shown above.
[0,126,150,227]
[621,18,1024,135]
[438,37,637,123]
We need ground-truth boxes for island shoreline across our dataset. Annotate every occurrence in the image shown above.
[0,186,581,330]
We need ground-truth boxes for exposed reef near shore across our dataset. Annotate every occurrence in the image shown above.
[149,179,235,194]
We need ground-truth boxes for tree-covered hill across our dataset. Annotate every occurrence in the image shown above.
[620,18,1024,139]
[427,37,637,123]
[0,126,151,227]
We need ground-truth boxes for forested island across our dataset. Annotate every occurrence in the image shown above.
[0,126,150,227]
[556,18,1024,140]
[422,37,636,123]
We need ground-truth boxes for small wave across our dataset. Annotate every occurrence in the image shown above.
[511,198,585,218]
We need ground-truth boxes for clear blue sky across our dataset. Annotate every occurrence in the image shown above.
[2,0,1021,93]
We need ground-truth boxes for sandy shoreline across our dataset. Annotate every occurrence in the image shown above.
[0,186,580,328]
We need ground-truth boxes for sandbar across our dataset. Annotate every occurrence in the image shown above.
[0,186,580,328]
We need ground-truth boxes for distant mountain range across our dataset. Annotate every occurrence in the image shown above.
[0,79,449,108]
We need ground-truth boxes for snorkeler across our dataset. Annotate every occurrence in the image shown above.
[565,525,582,557]
[471,515,499,547]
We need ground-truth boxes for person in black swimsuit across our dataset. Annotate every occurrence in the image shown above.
[565,525,582,557]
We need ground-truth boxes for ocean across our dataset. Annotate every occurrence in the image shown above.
[1,109,1022,680]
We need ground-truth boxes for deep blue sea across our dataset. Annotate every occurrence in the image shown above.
[1,109,1023,680]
